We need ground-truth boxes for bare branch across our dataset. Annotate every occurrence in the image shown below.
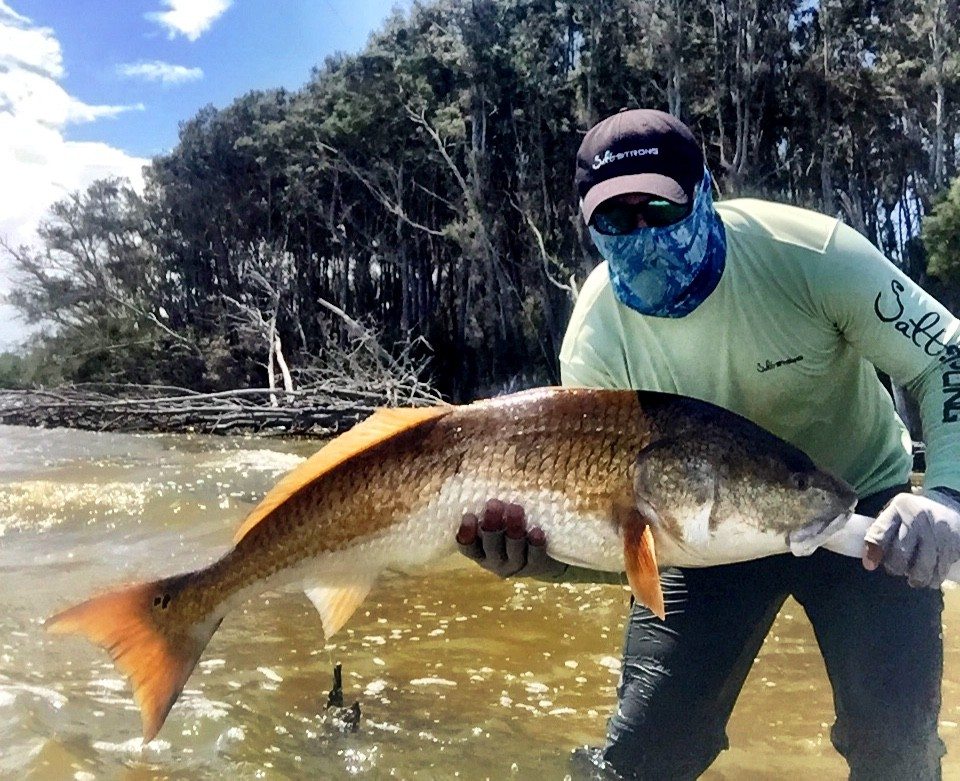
[511,197,578,300]
[316,138,446,237]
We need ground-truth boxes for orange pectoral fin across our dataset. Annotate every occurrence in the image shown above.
[621,512,665,620]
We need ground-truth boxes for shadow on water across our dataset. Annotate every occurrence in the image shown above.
[0,424,958,780]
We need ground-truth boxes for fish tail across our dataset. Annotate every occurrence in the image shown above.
[45,576,219,742]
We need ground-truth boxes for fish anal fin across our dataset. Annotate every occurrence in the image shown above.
[614,496,665,620]
[46,578,219,743]
[234,405,451,544]
[304,578,376,639]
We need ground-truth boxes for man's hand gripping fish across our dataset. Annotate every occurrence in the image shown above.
[48,388,872,742]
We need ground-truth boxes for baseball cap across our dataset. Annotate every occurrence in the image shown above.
[575,108,704,224]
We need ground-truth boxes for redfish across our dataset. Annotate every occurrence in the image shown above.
[47,388,858,741]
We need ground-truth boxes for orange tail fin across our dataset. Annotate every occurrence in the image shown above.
[46,578,219,742]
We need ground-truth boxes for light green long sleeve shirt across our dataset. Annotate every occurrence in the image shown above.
[560,198,960,498]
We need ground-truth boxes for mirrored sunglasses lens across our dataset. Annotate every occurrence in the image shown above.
[642,200,690,227]
[592,204,636,235]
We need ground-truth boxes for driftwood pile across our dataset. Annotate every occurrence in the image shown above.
[0,379,443,436]
[0,313,446,435]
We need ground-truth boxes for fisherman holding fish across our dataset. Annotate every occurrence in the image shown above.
[44,109,960,775]
[457,109,960,779]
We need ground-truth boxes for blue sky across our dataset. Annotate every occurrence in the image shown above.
[0,0,410,347]
[20,0,409,158]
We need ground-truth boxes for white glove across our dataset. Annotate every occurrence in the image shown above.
[863,488,960,588]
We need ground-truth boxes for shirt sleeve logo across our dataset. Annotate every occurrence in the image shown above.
[874,279,951,357]
[875,278,960,423]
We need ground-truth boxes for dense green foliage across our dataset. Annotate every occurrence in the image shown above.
[5,0,960,400]
[925,176,960,286]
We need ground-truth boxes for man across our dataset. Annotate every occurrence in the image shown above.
[457,108,960,779]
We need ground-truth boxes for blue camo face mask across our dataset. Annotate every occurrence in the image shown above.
[589,169,726,317]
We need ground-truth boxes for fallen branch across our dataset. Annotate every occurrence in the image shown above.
[1,301,442,435]
[0,378,443,436]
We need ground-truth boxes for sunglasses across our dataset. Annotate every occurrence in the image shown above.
[591,198,691,234]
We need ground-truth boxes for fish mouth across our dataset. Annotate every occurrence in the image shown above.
[787,509,856,557]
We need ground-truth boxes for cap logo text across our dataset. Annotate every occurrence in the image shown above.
[592,147,659,170]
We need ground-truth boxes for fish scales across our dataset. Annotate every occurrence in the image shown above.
[206,389,648,603]
[134,390,651,640]
[633,394,854,566]
[46,387,857,742]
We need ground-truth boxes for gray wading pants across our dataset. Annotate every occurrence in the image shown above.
[601,484,946,780]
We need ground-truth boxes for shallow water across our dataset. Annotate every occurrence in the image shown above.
[0,423,957,780]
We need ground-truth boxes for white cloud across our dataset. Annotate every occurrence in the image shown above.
[0,68,144,126]
[0,16,62,77]
[146,0,232,41]
[0,3,149,349]
[0,1,28,24]
[118,60,203,86]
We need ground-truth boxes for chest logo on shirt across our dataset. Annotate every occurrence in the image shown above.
[757,355,804,373]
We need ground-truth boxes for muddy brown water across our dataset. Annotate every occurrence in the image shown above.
[0,424,957,780]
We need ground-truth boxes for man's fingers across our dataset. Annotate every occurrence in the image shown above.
[886,520,920,577]
[504,536,528,573]
[457,513,478,545]
[859,492,960,587]
[526,528,550,570]
[862,515,900,571]
[480,526,507,562]
[936,553,956,588]
[862,541,884,571]
[456,513,484,560]
[504,503,526,540]
[480,499,506,532]
[502,505,528,571]
[908,534,939,588]
[478,499,508,562]
[456,500,567,579]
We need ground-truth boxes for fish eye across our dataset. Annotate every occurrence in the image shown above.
[790,473,809,491]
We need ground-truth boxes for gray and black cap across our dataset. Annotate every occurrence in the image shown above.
[575,108,704,224]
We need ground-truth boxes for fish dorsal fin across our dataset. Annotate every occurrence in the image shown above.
[304,577,377,638]
[613,493,665,620]
[233,405,451,544]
